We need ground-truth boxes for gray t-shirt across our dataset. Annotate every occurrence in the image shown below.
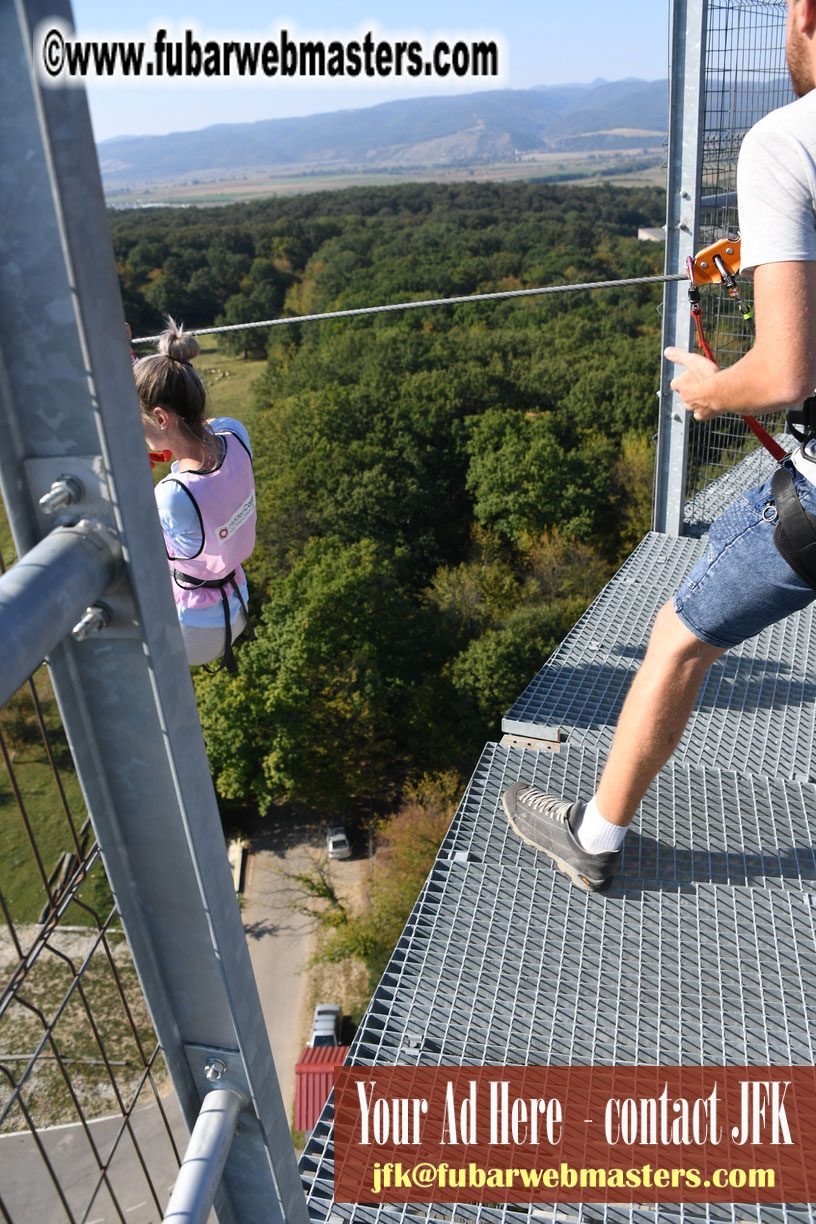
[738,88,816,275]
[737,90,816,470]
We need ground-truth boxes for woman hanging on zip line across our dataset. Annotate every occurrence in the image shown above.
[134,316,256,671]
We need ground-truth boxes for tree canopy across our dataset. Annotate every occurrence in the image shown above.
[115,180,665,816]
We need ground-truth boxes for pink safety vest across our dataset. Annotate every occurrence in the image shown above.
[159,430,256,611]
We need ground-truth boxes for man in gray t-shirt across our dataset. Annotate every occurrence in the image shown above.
[501,0,816,895]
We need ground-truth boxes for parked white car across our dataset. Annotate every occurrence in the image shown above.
[309,1003,341,1047]
[326,824,351,860]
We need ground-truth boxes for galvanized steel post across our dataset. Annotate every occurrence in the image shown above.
[1,3,309,1221]
[653,0,708,535]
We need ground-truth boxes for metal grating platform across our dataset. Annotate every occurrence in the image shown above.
[301,446,816,1223]
[502,534,816,782]
[445,744,816,896]
[348,867,816,1069]
[301,746,816,1224]
[302,1191,808,1224]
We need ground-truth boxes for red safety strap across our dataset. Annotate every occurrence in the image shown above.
[685,258,787,463]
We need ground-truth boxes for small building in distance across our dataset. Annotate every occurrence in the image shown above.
[638,226,666,242]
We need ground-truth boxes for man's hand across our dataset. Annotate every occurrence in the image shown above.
[664,263,816,421]
[664,346,722,420]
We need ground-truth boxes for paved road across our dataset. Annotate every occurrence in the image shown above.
[243,817,364,1118]
[0,1094,188,1223]
[241,811,325,1118]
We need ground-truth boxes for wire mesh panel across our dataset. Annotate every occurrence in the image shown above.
[684,0,794,528]
[0,547,184,1224]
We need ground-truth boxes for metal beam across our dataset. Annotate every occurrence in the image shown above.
[653,0,708,535]
[1,4,309,1221]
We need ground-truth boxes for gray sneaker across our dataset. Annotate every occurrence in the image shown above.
[502,782,620,893]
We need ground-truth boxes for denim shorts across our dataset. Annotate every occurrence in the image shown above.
[673,461,816,649]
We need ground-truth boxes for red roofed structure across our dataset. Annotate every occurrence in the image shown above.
[295,1045,349,1134]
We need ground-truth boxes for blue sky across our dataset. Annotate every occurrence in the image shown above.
[71,0,669,142]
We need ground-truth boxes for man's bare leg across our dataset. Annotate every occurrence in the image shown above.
[501,600,727,890]
[593,600,726,827]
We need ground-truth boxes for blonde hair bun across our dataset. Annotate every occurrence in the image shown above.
[158,315,199,364]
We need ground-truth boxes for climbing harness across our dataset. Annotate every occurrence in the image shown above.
[171,567,256,674]
[769,466,816,588]
[783,392,816,449]
[688,238,816,589]
[772,394,816,591]
[146,449,254,669]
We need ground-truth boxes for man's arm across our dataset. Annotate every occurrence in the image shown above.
[665,259,816,420]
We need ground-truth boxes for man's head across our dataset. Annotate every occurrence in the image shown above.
[787,0,816,97]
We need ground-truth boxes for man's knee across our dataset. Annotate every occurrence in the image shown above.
[647,600,727,673]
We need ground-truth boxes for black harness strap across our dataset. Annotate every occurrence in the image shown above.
[786,394,816,448]
[172,568,256,674]
[772,467,816,591]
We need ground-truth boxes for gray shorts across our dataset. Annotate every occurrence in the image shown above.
[673,462,816,649]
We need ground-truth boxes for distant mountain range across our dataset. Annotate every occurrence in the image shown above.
[98,78,668,189]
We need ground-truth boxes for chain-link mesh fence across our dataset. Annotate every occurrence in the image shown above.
[0,543,183,1223]
[684,0,793,528]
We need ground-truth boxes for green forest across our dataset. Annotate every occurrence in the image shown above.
[112,180,666,825]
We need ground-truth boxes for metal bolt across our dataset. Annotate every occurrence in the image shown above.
[700,260,708,269]
[725,246,734,255]
[205,1058,227,1082]
[39,475,83,514]
[71,603,111,642]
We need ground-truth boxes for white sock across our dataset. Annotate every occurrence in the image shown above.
[573,796,628,855]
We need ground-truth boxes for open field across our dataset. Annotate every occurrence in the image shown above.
[197,345,268,426]
[106,150,665,208]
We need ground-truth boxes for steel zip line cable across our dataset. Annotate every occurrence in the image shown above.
[132,271,686,344]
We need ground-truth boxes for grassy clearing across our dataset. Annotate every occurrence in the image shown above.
[0,674,162,1134]
[0,673,114,926]
[197,342,267,432]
